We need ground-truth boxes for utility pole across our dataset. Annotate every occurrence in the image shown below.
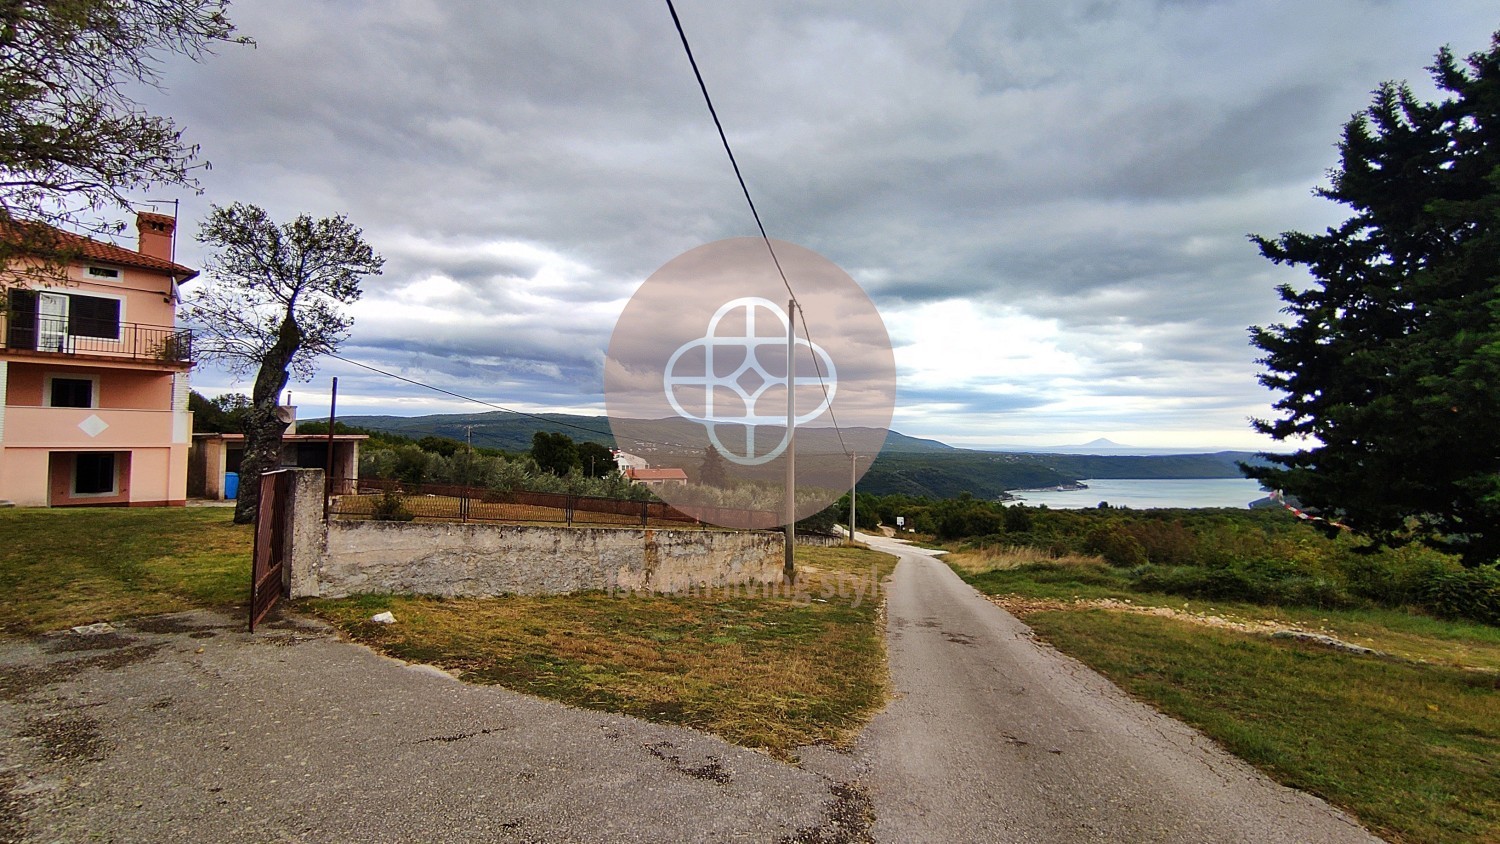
[463,425,475,485]
[322,377,337,518]
[848,451,857,545]
[784,296,797,583]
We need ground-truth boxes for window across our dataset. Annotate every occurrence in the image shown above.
[67,295,120,339]
[3,290,121,349]
[48,377,94,408]
[85,266,120,279]
[74,453,116,495]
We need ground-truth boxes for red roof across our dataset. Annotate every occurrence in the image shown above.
[626,468,689,481]
[137,211,177,227]
[67,229,197,279]
[3,220,197,280]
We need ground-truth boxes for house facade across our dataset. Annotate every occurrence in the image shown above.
[624,467,689,489]
[0,213,196,507]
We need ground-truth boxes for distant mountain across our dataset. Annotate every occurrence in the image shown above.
[325,410,1262,499]
[328,411,954,455]
[978,437,1271,456]
[858,450,1265,499]
[335,412,615,452]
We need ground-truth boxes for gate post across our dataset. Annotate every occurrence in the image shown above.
[284,469,329,599]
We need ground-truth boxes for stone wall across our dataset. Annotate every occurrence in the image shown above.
[276,469,785,599]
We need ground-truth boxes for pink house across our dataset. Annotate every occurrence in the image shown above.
[0,212,196,507]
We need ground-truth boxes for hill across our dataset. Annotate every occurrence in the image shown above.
[856,450,1264,499]
[329,410,1261,499]
[331,411,954,455]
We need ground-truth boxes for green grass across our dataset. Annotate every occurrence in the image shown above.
[1026,611,1499,844]
[959,558,1500,672]
[958,554,1500,844]
[309,545,897,757]
[0,507,251,636]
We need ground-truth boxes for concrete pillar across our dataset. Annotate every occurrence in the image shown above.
[201,437,227,499]
[281,468,329,598]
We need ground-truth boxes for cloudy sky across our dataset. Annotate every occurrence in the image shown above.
[129,0,1496,450]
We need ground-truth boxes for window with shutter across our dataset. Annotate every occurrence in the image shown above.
[67,295,121,339]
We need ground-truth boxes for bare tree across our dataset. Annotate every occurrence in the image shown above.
[0,0,249,280]
[183,203,384,523]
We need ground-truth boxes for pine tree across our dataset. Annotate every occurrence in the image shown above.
[1246,32,1500,567]
[699,445,729,487]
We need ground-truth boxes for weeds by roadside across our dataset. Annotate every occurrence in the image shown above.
[310,545,898,758]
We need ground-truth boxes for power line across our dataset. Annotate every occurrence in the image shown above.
[325,352,693,452]
[664,0,795,303]
[664,0,852,457]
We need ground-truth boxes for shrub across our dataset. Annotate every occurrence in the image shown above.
[1122,519,1198,566]
[1084,524,1147,567]
[1416,566,1500,626]
[370,487,415,522]
[1003,506,1034,533]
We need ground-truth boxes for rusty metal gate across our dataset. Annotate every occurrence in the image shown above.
[249,470,293,632]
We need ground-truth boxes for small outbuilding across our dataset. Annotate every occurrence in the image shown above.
[188,405,367,500]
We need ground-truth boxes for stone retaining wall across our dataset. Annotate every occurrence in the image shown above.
[277,469,785,599]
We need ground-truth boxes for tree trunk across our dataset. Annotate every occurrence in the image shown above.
[231,315,302,524]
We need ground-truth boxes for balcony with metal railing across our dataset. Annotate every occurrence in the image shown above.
[2,312,193,365]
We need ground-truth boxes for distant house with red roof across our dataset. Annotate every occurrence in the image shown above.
[624,467,689,489]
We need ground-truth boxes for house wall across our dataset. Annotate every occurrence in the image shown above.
[0,448,47,505]
[127,447,181,505]
[62,262,178,327]
[0,261,178,337]
[4,406,177,448]
[4,362,173,408]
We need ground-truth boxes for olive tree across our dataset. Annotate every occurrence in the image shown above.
[183,202,384,523]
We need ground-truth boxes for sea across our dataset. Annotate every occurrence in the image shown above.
[1006,477,1270,510]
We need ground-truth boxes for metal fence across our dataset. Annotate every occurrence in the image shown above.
[327,478,780,529]
[3,312,193,363]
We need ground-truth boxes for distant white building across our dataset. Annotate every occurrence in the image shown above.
[613,450,648,472]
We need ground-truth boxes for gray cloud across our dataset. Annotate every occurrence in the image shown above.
[140,0,1498,447]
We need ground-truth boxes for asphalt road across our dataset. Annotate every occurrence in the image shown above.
[853,534,1383,844]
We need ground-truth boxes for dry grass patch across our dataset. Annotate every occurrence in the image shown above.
[945,545,1105,575]
[309,545,897,757]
